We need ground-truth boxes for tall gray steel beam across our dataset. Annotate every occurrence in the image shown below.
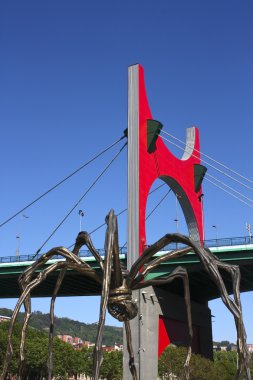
[125,64,159,379]
[127,64,139,268]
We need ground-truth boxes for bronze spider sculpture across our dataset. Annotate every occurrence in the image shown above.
[1,209,251,380]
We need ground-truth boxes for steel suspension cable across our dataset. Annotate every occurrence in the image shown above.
[67,182,167,249]
[34,142,127,258]
[146,189,172,220]
[0,134,126,229]
[160,134,253,209]
[161,129,253,187]
[120,187,172,250]
[160,135,253,192]
[205,177,253,209]
[89,183,166,235]
[206,173,253,204]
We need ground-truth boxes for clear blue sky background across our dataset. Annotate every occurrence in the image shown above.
[0,1,253,343]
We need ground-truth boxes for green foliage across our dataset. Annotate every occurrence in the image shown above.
[0,321,123,379]
[100,350,123,380]
[213,350,237,379]
[0,321,24,375]
[0,322,95,379]
[158,346,187,379]
[0,307,123,346]
[158,346,253,380]
[1,317,251,380]
[158,346,220,379]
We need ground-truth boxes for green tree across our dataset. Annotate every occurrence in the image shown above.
[0,321,21,376]
[100,350,123,380]
[158,345,187,379]
[213,350,237,379]
[158,346,234,380]
[52,338,76,378]
[0,321,92,379]
[23,328,48,379]
[81,346,93,378]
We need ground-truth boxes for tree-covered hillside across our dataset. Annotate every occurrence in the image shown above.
[0,308,123,346]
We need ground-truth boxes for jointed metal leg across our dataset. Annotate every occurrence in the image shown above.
[1,260,101,380]
[205,253,251,380]
[93,211,117,380]
[2,216,251,380]
[160,235,251,380]
[124,320,138,380]
[18,291,31,380]
[15,246,88,380]
[47,233,94,380]
[128,232,251,379]
[47,268,67,380]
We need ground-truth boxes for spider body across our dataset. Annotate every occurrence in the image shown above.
[108,282,138,321]
[1,209,251,380]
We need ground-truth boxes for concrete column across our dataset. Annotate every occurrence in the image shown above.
[123,287,160,380]
[123,287,213,379]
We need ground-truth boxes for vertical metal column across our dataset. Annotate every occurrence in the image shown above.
[125,63,141,380]
[127,64,139,268]
[125,64,159,379]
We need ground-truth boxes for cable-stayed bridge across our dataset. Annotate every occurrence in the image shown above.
[0,236,252,300]
[1,64,253,379]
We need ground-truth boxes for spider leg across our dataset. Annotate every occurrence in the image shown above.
[1,249,66,380]
[1,259,101,380]
[131,246,192,288]
[111,215,123,288]
[158,234,251,380]
[47,268,67,380]
[127,233,190,286]
[47,232,93,380]
[80,231,104,271]
[15,247,88,379]
[93,210,116,380]
[133,266,193,380]
[19,246,86,289]
[17,284,31,380]
[204,250,251,380]
[124,320,138,380]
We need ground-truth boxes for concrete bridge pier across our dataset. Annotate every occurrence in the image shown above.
[123,286,213,379]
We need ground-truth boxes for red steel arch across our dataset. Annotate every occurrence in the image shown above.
[137,64,205,254]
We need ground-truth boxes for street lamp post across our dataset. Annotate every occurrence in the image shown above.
[212,225,218,245]
[79,210,84,231]
[16,214,29,258]
[16,236,20,259]
[174,193,181,232]
[246,222,252,242]
[174,194,182,248]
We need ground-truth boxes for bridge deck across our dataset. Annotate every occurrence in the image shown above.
[0,237,253,302]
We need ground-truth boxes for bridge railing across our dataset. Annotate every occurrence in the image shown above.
[203,236,253,248]
[0,246,128,264]
[159,236,253,251]
[0,236,252,264]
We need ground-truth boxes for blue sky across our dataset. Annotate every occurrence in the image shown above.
[0,1,253,343]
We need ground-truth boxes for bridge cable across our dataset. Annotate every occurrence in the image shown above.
[160,135,253,192]
[89,182,166,235]
[33,142,127,258]
[205,178,253,209]
[160,134,253,208]
[0,134,126,229]
[120,188,172,250]
[206,173,253,204]
[67,182,167,249]
[146,189,172,220]
[161,129,253,188]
